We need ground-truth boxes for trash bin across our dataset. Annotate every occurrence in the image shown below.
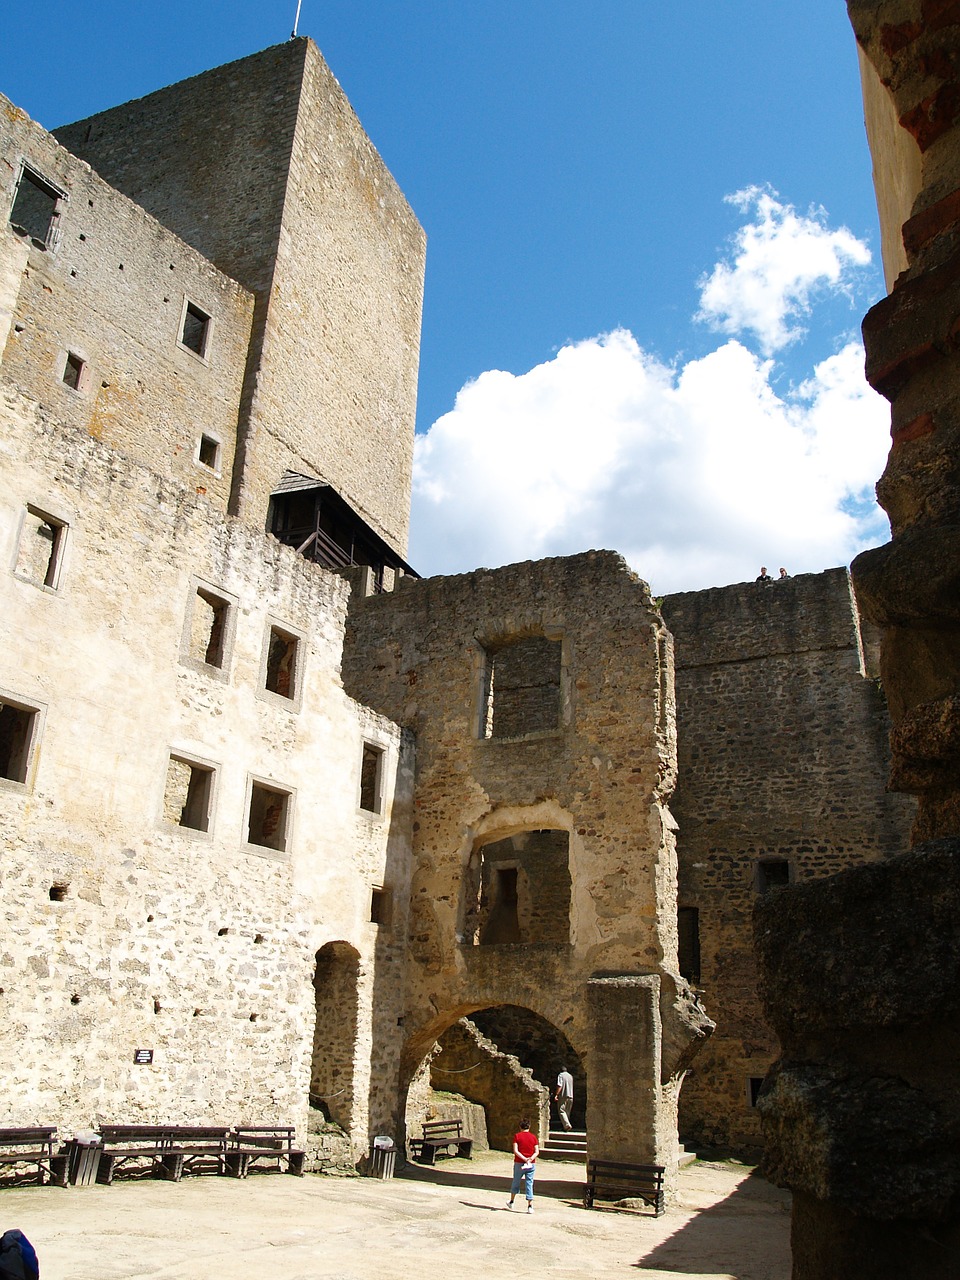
[368,1136,396,1180]
[67,1131,102,1186]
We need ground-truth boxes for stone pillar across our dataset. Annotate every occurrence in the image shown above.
[751,10,960,1274]
[586,976,665,1166]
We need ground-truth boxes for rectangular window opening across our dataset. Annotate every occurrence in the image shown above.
[190,588,229,668]
[481,634,562,739]
[247,782,291,852]
[370,886,392,927]
[198,433,220,470]
[359,743,384,814]
[0,700,38,784]
[62,351,85,391]
[164,756,214,833]
[678,906,701,983]
[180,302,210,357]
[756,859,790,894]
[748,1076,766,1108]
[16,508,66,589]
[9,166,63,246]
[265,627,298,699]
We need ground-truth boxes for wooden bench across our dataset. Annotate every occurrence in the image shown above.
[0,1127,67,1186]
[583,1159,665,1216]
[97,1125,230,1183]
[415,1120,473,1165]
[226,1127,305,1178]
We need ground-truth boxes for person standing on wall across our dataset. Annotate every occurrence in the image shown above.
[554,1066,574,1132]
[506,1119,539,1214]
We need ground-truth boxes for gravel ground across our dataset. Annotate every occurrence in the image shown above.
[0,1151,791,1279]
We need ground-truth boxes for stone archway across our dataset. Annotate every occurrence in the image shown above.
[310,941,360,1131]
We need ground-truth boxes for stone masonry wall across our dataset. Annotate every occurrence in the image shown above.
[1,95,254,511]
[56,40,425,555]
[341,552,707,1190]
[662,569,914,1154]
[0,381,413,1158]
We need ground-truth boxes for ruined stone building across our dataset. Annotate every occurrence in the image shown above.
[0,35,913,1196]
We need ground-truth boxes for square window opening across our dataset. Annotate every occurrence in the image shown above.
[756,859,790,894]
[0,700,38,784]
[265,627,298,699]
[180,302,210,357]
[198,433,220,470]
[359,743,384,813]
[164,756,214,832]
[247,782,290,852]
[9,167,62,246]
[480,634,562,739]
[16,508,66,589]
[62,351,84,391]
[190,588,229,668]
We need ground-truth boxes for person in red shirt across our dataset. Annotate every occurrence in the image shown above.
[506,1120,539,1213]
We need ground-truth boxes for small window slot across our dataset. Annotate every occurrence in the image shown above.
[247,782,291,853]
[198,433,220,470]
[0,699,39,784]
[265,627,298,700]
[164,755,214,833]
[180,301,211,357]
[359,743,384,814]
[15,507,67,590]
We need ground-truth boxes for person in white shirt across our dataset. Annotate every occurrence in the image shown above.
[554,1067,574,1131]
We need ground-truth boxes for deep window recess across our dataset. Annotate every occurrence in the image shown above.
[463,829,571,947]
[0,699,39,784]
[756,859,790,894]
[164,756,214,832]
[247,782,291,852]
[189,588,229,668]
[180,302,211,357]
[678,906,701,983]
[370,886,391,927]
[359,744,384,813]
[480,634,562,738]
[9,165,64,248]
[198,433,220,469]
[265,628,298,699]
[748,1077,766,1108]
[62,352,85,391]
[15,508,66,589]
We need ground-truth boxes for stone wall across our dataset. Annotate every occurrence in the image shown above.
[55,39,425,555]
[662,570,914,1153]
[0,380,413,1158]
[342,551,712,1192]
[1,96,254,512]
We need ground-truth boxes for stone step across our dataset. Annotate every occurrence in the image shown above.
[541,1129,588,1162]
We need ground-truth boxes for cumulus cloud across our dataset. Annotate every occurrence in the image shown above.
[696,186,872,353]
[409,191,891,595]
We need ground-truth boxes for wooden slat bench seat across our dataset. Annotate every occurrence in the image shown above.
[583,1159,665,1216]
[96,1125,230,1184]
[414,1120,473,1166]
[0,1127,67,1187]
[226,1127,305,1178]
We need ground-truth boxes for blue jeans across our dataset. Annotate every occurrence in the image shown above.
[511,1161,535,1201]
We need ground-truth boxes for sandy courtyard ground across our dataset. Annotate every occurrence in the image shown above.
[0,1152,791,1279]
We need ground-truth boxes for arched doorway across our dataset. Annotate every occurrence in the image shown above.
[310,941,360,1131]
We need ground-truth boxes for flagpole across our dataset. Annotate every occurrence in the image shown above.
[291,0,303,38]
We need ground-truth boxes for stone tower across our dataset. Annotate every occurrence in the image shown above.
[56,39,426,554]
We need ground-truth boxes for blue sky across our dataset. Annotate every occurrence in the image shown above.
[0,3,893,592]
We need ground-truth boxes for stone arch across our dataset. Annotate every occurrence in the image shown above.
[458,803,577,947]
[310,940,360,1131]
[402,1003,586,1153]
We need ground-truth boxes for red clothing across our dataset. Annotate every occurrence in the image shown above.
[513,1130,538,1162]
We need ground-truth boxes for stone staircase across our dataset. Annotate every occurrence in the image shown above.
[539,1128,587,1162]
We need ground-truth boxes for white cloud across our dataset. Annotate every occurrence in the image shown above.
[408,191,890,595]
[410,330,891,596]
[696,186,872,354]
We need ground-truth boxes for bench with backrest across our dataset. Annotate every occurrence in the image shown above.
[583,1159,665,1215]
[0,1128,67,1187]
[226,1126,305,1178]
[415,1120,473,1165]
[96,1125,230,1183]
